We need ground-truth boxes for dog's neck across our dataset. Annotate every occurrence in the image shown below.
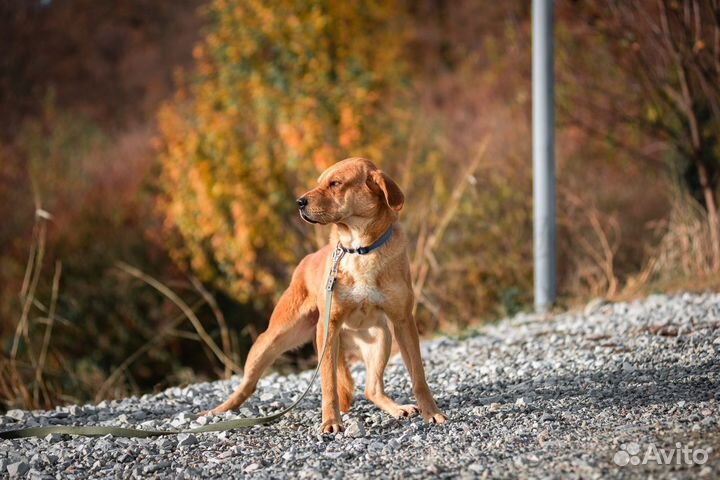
[335,210,396,250]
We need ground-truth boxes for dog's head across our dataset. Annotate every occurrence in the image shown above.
[296,157,404,225]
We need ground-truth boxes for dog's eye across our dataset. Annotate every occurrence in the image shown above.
[329,181,341,189]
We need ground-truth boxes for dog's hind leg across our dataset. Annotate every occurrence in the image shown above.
[207,282,317,415]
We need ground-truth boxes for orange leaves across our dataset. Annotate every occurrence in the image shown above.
[339,105,360,149]
[157,0,407,305]
[278,123,302,151]
[312,144,336,172]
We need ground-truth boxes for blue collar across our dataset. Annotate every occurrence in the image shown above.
[341,226,393,255]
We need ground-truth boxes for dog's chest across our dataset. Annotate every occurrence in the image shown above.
[337,281,384,305]
[337,277,386,330]
[336,259,385,307]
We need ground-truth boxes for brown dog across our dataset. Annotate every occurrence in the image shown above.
[207,158,446,433]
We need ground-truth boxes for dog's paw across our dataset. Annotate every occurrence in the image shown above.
[200,406,225,417]
[199,407,225,417]
[389,404,420,418]
[422,410,448,424]
[320,419,344,434]
[200,403,233,417]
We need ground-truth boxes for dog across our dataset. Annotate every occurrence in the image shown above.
[207,157,447,433]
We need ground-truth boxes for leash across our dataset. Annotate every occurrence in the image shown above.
[0,245,347,440]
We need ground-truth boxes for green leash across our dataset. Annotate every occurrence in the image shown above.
[0,246,346,440]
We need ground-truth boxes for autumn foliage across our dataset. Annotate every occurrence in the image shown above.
[158,0,407,306]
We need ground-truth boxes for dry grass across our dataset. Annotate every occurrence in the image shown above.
[93,298,205,402]
[649,196,719,279]
[559,190,623,300]
[115,262,242,376]
[409,138,490,320]
[2,205,53,409]
[2,212,241,410]
[621,190,720,298]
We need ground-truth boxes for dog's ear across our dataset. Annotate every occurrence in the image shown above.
[369,170,404,212]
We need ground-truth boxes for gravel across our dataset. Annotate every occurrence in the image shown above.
[1,292,719,478]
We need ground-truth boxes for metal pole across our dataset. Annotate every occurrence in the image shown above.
[532,0,556,313]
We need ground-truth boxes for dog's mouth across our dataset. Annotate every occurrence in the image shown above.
[299,210,321,225]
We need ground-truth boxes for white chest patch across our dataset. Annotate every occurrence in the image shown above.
[338,283,385,305]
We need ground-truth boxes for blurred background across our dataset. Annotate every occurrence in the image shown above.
[1,0,719,411]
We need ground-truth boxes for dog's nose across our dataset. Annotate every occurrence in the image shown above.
[296,197,308,208]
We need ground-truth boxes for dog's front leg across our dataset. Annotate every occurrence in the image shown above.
[387,305,447,424]
[316,315,344,433]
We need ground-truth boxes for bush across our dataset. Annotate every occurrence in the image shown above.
[158,0,408,307]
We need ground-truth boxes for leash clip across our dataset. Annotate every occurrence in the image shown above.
[326,242,346,291]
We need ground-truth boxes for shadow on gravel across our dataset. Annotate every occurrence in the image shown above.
[465,360,720,409]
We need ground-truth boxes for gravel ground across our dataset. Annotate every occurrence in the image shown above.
[1,292,719,479]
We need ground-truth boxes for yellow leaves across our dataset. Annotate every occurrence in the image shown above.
[157,0,408,306]
[278,123,302,151]
[313,144,336,171]
[339,104,360,149]
[206,33,221,50]
[227,45,241,64]
[646,106,659,123]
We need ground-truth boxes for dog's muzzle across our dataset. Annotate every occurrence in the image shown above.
[296,197,320,224]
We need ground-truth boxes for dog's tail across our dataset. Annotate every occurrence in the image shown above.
[337,343,354,413]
